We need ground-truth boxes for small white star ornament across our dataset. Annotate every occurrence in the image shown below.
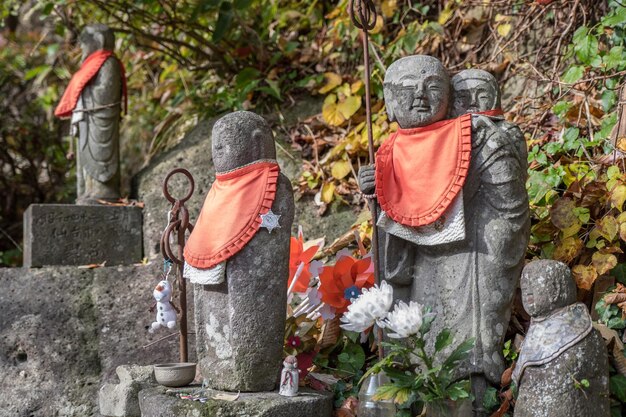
[260,209,281,233]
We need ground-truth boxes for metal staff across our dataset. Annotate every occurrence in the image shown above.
[349,0,384,360]
[161,168,195,363]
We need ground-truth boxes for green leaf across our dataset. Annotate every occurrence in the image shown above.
[213,1,233,42]
[483,386,499,411]
[445,380,471,401]
[562,66,584,84]
[610,374,626,402]
[233,0,253,9]
[574,34,598,65]
[435,329,453,353]
[611,263,626,285]
[443,338,475,369]
[604,46,625,70]
[602,7,626,27]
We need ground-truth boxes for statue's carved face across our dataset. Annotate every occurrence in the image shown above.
[451,80,498,116]
[384,56,450,129]
[78,25,115,61]
[521,260,576,318]
[450,69,501,117]
[212,111,276,173]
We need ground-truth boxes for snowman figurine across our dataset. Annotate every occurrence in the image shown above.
[279,355,299,396]
[149,280,179,333]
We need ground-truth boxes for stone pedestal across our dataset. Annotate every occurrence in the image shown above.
[23,204,142,267]
[100,365,156,417]
[139,386,333,417]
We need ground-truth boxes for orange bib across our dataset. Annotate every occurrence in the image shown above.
[184,161,279,269]
[55,49,127,119]
[375,114,472,227]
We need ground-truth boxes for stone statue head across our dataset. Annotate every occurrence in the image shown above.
[79,24,115,61]
[212,111,276,173]
[383,55,450,129]
[521,260,577,318]
[450,69,501,117]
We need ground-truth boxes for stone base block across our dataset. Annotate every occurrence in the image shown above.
[23,204,142,267]
[138,386,333,417]
[100,365,156,417]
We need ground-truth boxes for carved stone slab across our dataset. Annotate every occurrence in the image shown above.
[23,204,142,267]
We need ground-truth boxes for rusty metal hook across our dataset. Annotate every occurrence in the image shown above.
[163,168,195,204]
[349,0,377,32]
[159,167,195,363]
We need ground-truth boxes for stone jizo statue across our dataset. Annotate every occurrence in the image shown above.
[513,260,609,417]
[55,24,126,204]
[451,69,527,163]
[359,55,529,416]
[183,111,295,391]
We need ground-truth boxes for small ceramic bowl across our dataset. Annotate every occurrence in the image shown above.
[153,362,196,387]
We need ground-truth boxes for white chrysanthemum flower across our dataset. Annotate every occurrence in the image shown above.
[340,281,394,332]
[382,300,424,339]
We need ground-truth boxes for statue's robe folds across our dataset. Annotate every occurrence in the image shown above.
[74,57,122,202]
[383,117,530,384]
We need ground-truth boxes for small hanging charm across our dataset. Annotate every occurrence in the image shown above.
[149,279,179,333]
[279,355,299,397]
[260,209,281,233]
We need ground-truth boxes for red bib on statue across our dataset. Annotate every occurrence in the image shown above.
[375,114,472,227]
[54,49,128,119]
[184,161,279,269]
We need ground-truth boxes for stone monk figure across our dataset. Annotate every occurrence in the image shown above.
[359,55,529,415]
[55,24,126,204]
[513,260,609,417]
[450,69,527,164]
[183,111,295,391]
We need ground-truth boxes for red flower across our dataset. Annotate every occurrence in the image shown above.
[286,335,302,348]
[288,234,320,293]
[318,254,375,314]
[296,351,316,379]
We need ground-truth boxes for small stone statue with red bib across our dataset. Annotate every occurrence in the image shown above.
[55,24,127,204]
[359,55,529,416]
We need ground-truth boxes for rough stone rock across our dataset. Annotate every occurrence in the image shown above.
[138,386,333,417]
[132,97,354,261]
[0,264,194,417]
[99,365,156,417]
[23,204,142,267]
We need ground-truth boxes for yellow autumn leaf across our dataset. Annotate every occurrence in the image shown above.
[572,265,599,291]
[319,72,342,94]
[337,96,362,119]
[553,237,583,263]
[381,0,397,18]
[321,182,336,203]
[322,95,346,126]
[597,216,619,242]
[371,15,384,35]
[351,80,363,94]
[331,160,352,180]
[611,184,626,211]
[438,5,454,25]
[592,252,618,275]
[497,23,512,37]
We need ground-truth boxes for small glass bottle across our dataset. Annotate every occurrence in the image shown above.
[357,371,396,417]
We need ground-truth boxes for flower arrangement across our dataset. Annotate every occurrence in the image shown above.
[284,228,375,387]
[282,227,473,416]
[341,282,475,416]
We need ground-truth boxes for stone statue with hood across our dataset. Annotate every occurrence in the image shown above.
[513,260,609,417]
[55,23,126,204]
[358,55,529,416]
[183,111,295,392]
